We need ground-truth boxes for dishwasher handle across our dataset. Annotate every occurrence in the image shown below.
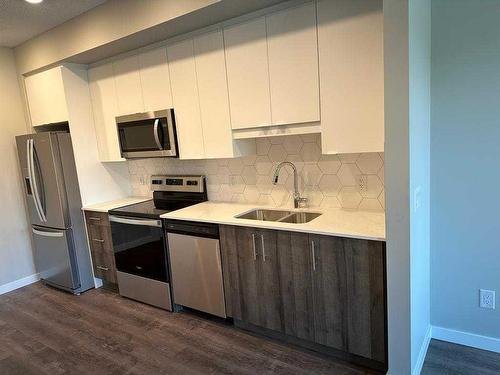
[164,220,219,239]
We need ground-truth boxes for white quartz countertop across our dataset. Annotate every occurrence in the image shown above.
[82,196,151,213]
[161,202,386,241]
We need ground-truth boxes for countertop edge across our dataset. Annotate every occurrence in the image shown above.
[161,213,386,242]
[82,197,151,213]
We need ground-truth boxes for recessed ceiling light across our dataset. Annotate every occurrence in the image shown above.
[25,0,43,4]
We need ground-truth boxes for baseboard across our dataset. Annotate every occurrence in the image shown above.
[412,325,432,375]
[432,325,500,354]
[0,273,40,295]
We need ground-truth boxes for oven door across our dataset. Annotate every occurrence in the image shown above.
[116,109,177,158]
[109,216,168,282]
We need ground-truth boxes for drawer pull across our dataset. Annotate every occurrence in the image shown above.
[88,217,101,221]
[252,233,257,261]
[92,238,105,243]
[261,234,266,262]
[96,265,109,271]
[311,240,316,271]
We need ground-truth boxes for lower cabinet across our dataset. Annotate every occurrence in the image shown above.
[221,226,282,331]
[84,210,118,288]
[220,225,386,371]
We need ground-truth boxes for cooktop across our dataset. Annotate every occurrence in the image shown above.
[108,199,168,219]
[108,175,207,219]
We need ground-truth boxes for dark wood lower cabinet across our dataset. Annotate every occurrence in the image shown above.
[310,234,349,351]
[220,225,387,372]
[84,210,118,290]
[221,226,282,332]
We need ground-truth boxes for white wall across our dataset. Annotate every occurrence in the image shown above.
[384,1,411,372]
[14,0,219,74]
[409,0,431,372]
[431,0,500,349]
[384,0,431,373]
[0,48,36,290]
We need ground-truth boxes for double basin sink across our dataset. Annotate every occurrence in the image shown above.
[235,209,321,224]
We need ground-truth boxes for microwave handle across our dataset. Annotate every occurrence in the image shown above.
[153,119,163,150]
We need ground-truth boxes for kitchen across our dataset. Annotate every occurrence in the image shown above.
[1,0,499,374]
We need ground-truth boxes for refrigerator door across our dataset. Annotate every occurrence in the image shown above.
[16,135,43,226]
[16,133,69,229]
[31,226,80,291]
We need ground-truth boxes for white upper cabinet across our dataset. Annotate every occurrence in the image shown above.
[138,47,173,112]
[113,55,144,115]
[167,39,205,160]
[318,0,384,153]
[266,2,320,126]
[224,17,272,130]
[194,30,238,159]
[167,30,252,159]
[88,63,124,162]
[24,67,69,127]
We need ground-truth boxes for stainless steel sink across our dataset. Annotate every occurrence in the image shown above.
[235,209,291,222]
[279,212,322,224]
[235,209,322,224]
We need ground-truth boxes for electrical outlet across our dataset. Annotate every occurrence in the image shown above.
[357,175,368,193]
[480,289,496,309]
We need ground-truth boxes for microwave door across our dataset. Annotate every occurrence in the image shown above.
[117,110,178,158]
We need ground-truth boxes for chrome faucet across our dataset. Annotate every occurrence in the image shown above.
[272,161,308,208]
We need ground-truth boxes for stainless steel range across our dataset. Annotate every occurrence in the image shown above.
[108,175,207,310]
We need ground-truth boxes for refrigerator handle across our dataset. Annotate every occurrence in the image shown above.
[27,139,44,223]
[32,227,64,238]
[30,139,47,223]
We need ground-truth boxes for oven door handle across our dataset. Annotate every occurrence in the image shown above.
[153,119,163,150]
[109,215,162,228]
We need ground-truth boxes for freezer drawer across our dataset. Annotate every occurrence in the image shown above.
[167,232,226,318]
[31,226,80,291]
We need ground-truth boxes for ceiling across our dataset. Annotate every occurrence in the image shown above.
[0,0,107,47]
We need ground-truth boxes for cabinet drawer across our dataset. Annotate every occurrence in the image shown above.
[91,251,117,284]
[87,224,113,254]
[84,211,110,227]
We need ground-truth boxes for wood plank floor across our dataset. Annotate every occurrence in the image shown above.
[422,339,500,375]
[0,282,374,375]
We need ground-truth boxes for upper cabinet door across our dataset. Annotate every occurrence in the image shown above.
[25,67,69,127]
[318,0,384,153]
[193,30,235,158]
[138,47,173,112]
[113,55,144,115]
[224,17,272,130]
[266,2,320,126]
[167,39,205,159]
[88,63,123,162]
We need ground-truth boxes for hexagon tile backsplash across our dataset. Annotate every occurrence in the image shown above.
[128,134,385,211]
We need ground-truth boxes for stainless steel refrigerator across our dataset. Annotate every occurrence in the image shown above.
[16,132,94,294]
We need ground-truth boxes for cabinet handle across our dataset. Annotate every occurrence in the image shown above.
[96,265,109,271]
[88,217,101,221]
[252,233,257,261]
[261,234,266,262]
[92,238,105,243]
[311,240,316,271]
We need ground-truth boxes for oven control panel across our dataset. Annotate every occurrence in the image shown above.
[151,175,205,193]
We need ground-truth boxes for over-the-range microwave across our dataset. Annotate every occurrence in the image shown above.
[116,109,178,158]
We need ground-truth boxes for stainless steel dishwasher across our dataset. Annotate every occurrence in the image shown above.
[165,220,226,318]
